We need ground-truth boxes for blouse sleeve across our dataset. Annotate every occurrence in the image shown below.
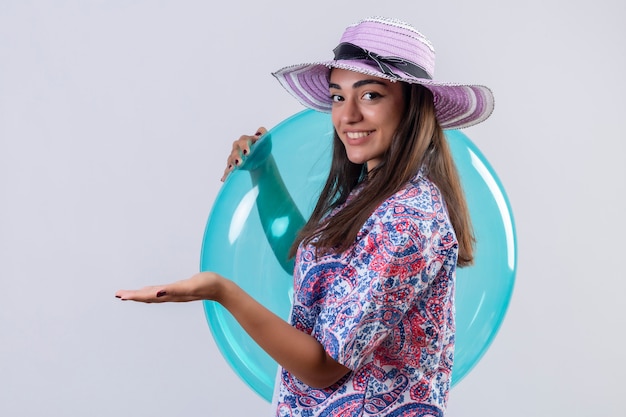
[311,202,455,371]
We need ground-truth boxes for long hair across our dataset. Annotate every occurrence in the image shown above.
[289,83,475,267]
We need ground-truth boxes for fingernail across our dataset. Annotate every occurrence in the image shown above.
[242,149,248,155]
[156,290,167,297]
[255,131,262,136]
[115,295,121,299]
[234,159,240,165]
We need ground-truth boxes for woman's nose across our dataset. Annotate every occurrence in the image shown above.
[340,98,362,123]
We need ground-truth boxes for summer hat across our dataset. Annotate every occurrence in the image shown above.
[272,16,494,130]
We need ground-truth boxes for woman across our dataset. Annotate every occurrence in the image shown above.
[116,17,494,416]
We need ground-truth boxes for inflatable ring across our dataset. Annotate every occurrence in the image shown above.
[200,109,516,401]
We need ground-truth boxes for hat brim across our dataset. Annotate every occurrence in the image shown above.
[273,60,494,130]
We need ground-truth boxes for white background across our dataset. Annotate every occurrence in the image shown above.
[1,1,624,416]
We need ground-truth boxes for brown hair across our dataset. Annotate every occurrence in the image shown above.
[289,83,475,267]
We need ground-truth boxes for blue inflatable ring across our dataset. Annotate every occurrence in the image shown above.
[200,109,516,401]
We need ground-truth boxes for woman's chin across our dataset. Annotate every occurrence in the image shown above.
[346,154,368,165]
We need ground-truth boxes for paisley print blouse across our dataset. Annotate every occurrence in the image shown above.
[271,170,458,417]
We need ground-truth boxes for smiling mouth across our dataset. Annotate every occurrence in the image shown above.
[346,131,374,139]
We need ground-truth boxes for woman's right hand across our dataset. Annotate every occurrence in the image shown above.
[221,127,268,182]
[115,272,227,304]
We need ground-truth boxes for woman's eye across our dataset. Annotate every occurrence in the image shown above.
[330,94,343,102]
[363,92,381,100]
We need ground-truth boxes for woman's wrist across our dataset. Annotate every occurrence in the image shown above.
[209,273,239,306]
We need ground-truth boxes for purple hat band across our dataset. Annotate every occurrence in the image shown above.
[272,17,494,130]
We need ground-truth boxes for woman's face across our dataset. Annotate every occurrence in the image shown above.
[329,68,405,171]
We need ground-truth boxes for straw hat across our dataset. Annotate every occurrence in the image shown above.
[273,17,494,129]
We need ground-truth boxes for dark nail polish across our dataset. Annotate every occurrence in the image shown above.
[243,149,248,155]
[156,291,167,297]
[255,131,262,136]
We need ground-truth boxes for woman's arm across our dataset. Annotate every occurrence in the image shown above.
[116,272,350,388]
[222,128,306,273]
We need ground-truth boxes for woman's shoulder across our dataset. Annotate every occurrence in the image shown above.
[386,173,443,214]
[362,174,448,234]
[358,176,453,249]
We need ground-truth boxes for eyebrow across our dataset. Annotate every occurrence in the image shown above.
[329,79,389,90]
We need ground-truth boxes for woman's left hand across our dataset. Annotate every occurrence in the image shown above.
[115,272,226,303]
[221,127,268,182]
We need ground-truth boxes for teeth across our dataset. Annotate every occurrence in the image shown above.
[346,131,372,139]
